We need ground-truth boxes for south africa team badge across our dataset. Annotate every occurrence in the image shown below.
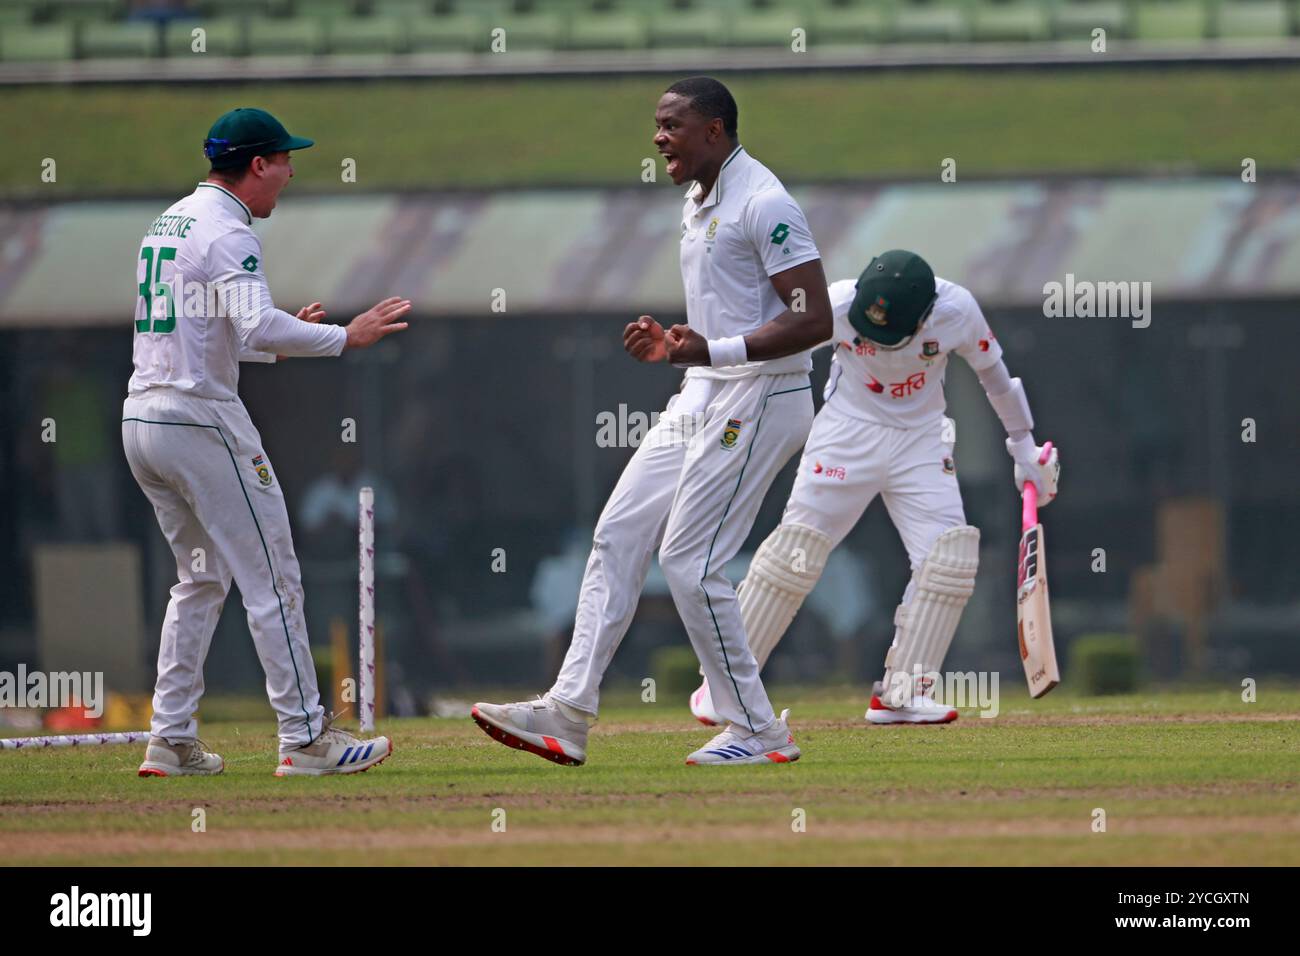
[721,418,743,450]
[251,454,272,487]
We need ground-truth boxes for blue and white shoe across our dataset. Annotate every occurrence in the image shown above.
[685,709,800,766]
[274,713,392,777]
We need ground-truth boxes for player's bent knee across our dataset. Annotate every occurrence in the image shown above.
[657,545,706,600]
[174,570,230,593]
[738,522,834,669]
[909,523,979,577]
[592,509,658,555]
[747,522,833,595]
[916,525,980,592]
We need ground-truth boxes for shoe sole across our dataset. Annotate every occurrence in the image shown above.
[273,738,394,777]
[866,710,959,725]
[138,761,225,777]
[686,747,801,766]
[471,707,584,767]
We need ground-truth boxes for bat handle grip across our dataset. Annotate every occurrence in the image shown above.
[1020,441,1051,531]
[1022,480,1038,531]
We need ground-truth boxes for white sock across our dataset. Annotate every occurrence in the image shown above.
[551,696,597,725]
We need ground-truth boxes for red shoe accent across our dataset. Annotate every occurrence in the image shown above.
[868,695,892,711]
[542,735,564,754]
[766,752,791,763]
[472,710,582,767]
[280,757,293,766]
[138,769,167,777]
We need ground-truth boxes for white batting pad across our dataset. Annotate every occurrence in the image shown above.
[881,525,980,707]
[738,523,834,668]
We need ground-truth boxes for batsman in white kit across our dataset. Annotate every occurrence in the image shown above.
[473,77,833,766]
[689,249,1061,726]
[122,108,410,776]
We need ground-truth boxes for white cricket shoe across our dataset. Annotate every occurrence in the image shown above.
[866,691,958,725]
[689,678,723,726]
[685,709,800,765]
[138,736,224,777]
[472,694,588,766]
[274,713,392,776]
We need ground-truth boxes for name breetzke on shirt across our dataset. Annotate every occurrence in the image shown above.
[822,277,1005,429]
[128,182,346,403]
[678,145,822,380]
[143,213,198,239]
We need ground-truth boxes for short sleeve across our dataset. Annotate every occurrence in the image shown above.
[828,279,858,344]
[742,188,820,277]
[209,229,266,286]
[951,286,1003,371]
[828,279,856,320]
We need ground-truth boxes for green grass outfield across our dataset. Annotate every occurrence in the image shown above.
[1,68,1297,197]
[2,686,1299,865]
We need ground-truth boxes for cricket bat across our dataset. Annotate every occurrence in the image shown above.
[1016,441,1060,698]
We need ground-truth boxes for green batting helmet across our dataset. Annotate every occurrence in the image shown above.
[848,250,938,349]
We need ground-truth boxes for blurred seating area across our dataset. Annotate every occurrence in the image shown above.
[0,0,1297,62]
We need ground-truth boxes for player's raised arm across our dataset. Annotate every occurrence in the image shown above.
[213,233,409,356]
[342,296,412,350]
[211,232,347,357]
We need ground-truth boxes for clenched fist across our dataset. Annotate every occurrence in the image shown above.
[665,324,708,366]
[624,315,666,362]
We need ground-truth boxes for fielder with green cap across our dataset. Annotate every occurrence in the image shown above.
[122,108,411,777]
[689,249,1061,726]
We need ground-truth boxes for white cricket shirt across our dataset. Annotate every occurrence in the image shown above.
[127,182,346,400]
[822,276,1004,428]
[679,145,821,380]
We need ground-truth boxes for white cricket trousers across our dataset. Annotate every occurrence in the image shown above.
[122,388,324,747]
[550,371,813,734]
[780,403,966,566]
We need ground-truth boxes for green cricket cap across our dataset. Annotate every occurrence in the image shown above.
[203,108,314,169]
[847,249,938,346]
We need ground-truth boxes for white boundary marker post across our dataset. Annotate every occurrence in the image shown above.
[359,486,376,732]
[1,731,150,751]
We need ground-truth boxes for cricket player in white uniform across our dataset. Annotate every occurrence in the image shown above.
[473,77,833,766]
[689,250,1061,726]
[123,108,410,776]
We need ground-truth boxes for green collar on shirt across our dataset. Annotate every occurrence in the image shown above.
[197,182,253,225]
[687,144,746,210]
